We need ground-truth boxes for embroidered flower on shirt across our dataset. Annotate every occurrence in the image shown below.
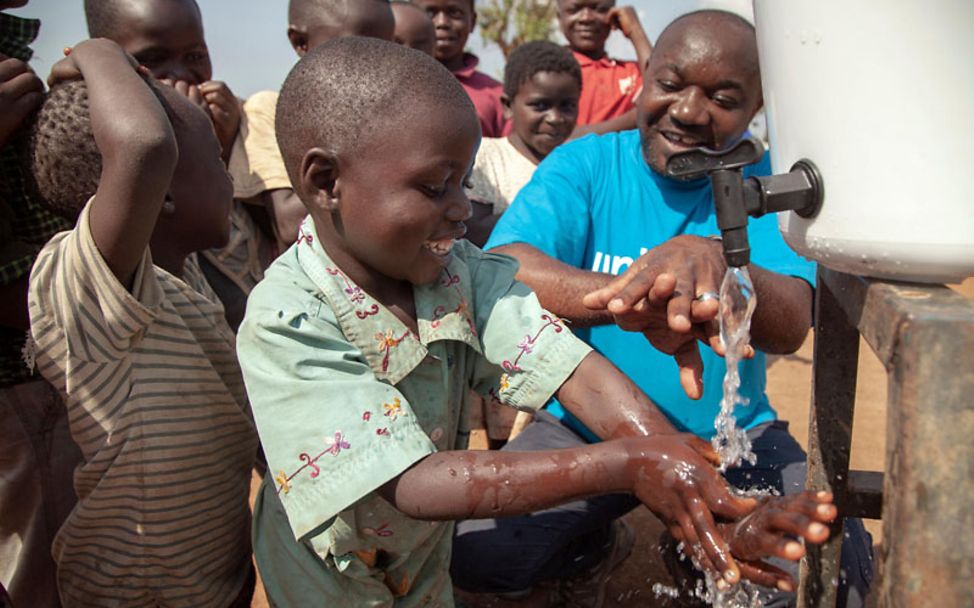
[375,329,414,372]
[500,314,566,382]
[326,267,366,304]
[429,270,477,336]
[275,431,352,495]
[275,470,291,495]
[296,224,314,246]
[383,397,404,421]
[323,431,350,456]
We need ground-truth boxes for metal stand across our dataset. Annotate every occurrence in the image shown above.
[797,267,974,608]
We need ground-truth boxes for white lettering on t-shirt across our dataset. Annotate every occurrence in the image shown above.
[592,250,648,276]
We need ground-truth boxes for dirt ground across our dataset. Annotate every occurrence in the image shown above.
[249,278,974,607]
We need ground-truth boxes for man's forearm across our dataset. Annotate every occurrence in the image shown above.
[492,243,614,326]
[748,265,813,354]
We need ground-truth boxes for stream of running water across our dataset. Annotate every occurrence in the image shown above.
[712,266,759,472]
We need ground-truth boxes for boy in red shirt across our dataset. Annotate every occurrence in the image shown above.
[558,0,652,136]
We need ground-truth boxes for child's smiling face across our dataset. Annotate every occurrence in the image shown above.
[314,104,480,290]
[505,70,580,164]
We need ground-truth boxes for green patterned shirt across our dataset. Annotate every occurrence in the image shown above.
[237,218,591,607]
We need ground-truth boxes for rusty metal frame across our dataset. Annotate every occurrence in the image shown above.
[797,267,974,608]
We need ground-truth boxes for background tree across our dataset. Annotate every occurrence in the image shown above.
[478,0,558,58]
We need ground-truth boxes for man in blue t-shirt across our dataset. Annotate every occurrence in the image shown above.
[452,10,873,607]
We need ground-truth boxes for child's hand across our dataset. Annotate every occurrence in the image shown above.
[199,80,241,159]
[0,53,44,148]
[687,490,837,591]
[608,6,643,40]
[48,41,146,88]
[626,433,759,586]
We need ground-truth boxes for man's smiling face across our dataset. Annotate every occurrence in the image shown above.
[637,12,763,176]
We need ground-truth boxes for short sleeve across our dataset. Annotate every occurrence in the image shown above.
[228,91,292,201]
[28,200,163,363]
[236,292,437,542]
[464,248,592,410]
[485,138,594,268]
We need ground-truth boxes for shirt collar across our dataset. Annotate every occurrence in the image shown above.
[294,217,481,385]
[571,49,616,68]
[0,13,40,62]
[452,52,481,79]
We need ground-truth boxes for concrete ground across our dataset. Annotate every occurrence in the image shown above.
[250,279,973,607]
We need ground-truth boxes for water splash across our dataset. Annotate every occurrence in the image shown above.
[713,266,758,471]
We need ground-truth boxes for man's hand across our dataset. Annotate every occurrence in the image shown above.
[0,53,44,148]
[199,80,241,160]
[626,433,757,587]
[583,235,753,399]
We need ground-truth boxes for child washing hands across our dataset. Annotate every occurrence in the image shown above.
[236,37,835,607]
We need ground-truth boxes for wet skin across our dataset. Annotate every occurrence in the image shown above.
[413,0,475,72]
[392,2,435,56]
[504,70,580,165]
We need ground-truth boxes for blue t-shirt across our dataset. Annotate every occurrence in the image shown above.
[485,130,816,440]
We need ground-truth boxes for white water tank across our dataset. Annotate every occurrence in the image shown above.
[754,0,974,283]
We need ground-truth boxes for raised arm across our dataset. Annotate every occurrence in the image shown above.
[609,6,652,72]
[51,40,178,289]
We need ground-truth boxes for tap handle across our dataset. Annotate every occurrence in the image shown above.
[665,137,765,179]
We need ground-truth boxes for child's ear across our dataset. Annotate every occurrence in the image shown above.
[287,26,309,57]
[301,148,341,213]
[501,93,514,123]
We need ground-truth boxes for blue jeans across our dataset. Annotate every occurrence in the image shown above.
[451,411,874,607]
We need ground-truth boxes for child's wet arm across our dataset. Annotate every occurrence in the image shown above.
[73,40,178,288]
[555,351,678,440]
[378,441,636,520]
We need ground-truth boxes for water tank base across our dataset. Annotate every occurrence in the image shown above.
[781,233,974,284]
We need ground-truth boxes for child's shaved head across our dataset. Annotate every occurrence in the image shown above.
[276,36,475,187]
[85,0,201,38]
[287,0,395,55]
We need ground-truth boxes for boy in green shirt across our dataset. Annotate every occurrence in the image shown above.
[236,37,837,607]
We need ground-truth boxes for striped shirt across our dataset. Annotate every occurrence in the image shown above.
[28,202,258,607]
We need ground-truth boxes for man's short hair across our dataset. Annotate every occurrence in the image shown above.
[84,0,202,38]
[275,36,475,187]
[23,79,174,222]
[657,9,755,50]
[503,40,581,99]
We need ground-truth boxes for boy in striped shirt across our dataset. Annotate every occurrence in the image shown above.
[24,39,257,606]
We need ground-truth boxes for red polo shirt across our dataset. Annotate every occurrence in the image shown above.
[452,53,510,137]
[572,50,643,125]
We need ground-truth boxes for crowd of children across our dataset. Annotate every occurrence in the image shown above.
[0,1,857,607]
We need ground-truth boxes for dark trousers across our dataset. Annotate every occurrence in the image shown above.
[451,411,874,608]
